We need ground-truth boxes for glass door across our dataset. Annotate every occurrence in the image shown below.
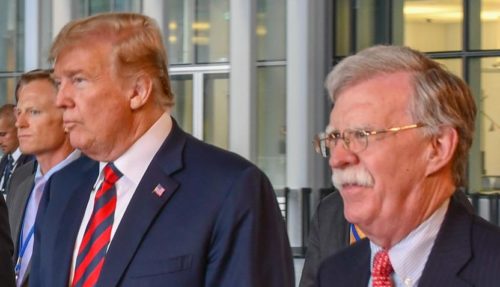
[170,68,229,150]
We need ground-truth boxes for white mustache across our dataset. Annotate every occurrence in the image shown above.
[332,166,375,190]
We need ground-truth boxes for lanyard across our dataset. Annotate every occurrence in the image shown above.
[350,223,362,242]
[15,224,35,281]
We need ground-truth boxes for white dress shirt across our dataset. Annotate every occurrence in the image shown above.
[0,148,22,191]
[369,199,449,287]
[70,113,171,281]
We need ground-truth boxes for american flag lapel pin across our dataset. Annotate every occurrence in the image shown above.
[153,184,166,197]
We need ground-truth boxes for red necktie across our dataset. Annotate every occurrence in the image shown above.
[372,249,394,287]
[72,163,122,287]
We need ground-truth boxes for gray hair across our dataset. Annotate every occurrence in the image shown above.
[325,45,476,187]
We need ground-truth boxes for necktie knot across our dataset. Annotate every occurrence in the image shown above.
[103,163,122,185]
[372,249,393,287]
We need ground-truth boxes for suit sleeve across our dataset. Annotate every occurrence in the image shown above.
[204,166,295,287]
[298,204,322,287]
[0,195,16,287]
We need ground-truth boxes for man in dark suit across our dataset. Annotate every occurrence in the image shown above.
[313,45,500,286]
[31,13,294,287]
[0,104,32,196]
[6,69,79,287]
[299,190,474,287]
[0,194,15,286]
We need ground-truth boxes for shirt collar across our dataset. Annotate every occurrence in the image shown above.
[99,113,172,186]
[370,199,449,286]
[35,149,82,182]
[11,148,22,163]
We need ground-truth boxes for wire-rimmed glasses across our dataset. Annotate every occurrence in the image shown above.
[313,123,426,158]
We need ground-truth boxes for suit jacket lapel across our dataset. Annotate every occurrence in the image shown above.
[98,120,185,287]
[11,173,35,257]
[351,239,371,286]
[0,155,7,174]
[52,158,99,286]
[419,197,473,287]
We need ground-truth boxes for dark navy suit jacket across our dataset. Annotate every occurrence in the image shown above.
[317,196,500,287]
[30,119,294,287]
[0,194,15,287]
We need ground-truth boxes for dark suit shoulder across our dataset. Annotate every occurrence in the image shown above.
[183,134,254,171]
[9,160,36,185]
[420,198,500,287]
[6,160,36,208]
[318,239,370,287]
[0,194,15,286]
[17,154,34,166]
[46,155,98,188]
[316,191,344,218]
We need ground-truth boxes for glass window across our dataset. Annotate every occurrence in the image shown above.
[256,66,286,188]
[334,0,391,54]
[0,1,23,104]
[114,0,141,12]
[0,78,19,105]
[469,1,500,50]
[434,58,462,77]
[256,0,286,61]
[74,0,141,18]
[90,0,111,14]
[335,0,351,56]
[203,73,229,149]
[170,74,194,134]
[469,57,500,192]
[164,0,229,65]
[402,0,462,52]
[0,1,23,72]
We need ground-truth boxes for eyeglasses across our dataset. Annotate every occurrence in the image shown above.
[313,123,426,158]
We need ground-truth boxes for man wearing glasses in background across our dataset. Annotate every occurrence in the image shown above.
[314,45,500,287]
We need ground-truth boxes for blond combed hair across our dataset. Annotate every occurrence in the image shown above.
[325,45,477,188]
[50,12,173,108]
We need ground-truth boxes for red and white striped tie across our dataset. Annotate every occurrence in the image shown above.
[372,249,394,287]
[72,163,122,287]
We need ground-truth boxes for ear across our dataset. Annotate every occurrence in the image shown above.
[425,126,458,176]
[129,74,153,110]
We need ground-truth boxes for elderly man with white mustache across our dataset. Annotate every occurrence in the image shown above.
[312,45,500,287]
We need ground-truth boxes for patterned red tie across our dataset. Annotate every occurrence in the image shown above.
[72,163,122,287]
[372,249,394,287]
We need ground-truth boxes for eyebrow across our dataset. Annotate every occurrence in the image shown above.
[325,125,334,134]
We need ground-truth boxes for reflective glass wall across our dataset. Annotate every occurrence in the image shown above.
[0,1,23,105]
[256,0,287,188]
[164,0,229,64]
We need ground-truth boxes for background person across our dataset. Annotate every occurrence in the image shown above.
[0,105,32,196]
[7,69,79,287]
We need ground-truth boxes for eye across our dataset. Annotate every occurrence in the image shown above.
[71,75,87,86]
[352,130,368,139]
[330,130,342,140]
[29,109,41,116]
[54,80,61,89]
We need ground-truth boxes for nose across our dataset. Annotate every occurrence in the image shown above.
[15,112,27,129]
[329,140,359,169]
[55,81,74,109]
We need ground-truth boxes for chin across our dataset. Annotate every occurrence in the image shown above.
[69,134,90,152]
